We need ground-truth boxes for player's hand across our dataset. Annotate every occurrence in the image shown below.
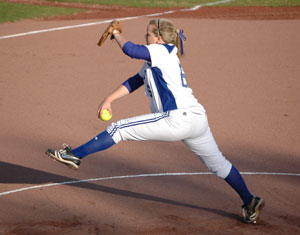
[97,99,112,119]
[97,84,129,119]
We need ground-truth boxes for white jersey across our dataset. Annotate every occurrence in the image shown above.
[106,44,231,179]
[138,44,205,114]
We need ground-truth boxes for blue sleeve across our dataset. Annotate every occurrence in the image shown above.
[122,73,144,93]
[122,41,151,61]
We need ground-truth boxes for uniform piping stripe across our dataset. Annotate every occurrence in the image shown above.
[109,111,170,138]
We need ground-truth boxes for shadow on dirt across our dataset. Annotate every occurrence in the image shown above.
[0,160,243,223]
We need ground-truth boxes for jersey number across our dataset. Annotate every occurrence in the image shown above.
[146,84,153,97]
[179,64,188,88]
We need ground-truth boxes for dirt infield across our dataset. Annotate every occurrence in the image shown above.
[1,3,300,235]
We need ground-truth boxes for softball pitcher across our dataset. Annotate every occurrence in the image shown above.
[46,19,264,224]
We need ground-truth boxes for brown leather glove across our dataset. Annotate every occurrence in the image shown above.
[97,20,122,47]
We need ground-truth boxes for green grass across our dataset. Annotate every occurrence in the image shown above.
[220,0,300,7]
[46,0,224,8]
[47,0,300,7]
[0,2,85,23]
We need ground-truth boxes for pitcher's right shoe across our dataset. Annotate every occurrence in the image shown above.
[46,144,81,169]
[242,196,265,224]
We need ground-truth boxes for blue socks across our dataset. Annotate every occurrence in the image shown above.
[225,165,252,205]
[72,130,115,158]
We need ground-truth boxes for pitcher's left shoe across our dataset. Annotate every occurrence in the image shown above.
[46,144,81,169]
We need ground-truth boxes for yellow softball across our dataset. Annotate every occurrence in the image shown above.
[100,109,112,121]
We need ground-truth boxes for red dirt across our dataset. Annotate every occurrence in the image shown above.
[0,1,300,235]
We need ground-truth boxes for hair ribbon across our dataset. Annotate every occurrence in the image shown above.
[179,29,186,55]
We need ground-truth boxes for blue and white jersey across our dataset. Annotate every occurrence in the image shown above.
[138,44,205,114]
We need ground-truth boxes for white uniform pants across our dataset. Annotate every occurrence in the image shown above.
[106,109,232,178]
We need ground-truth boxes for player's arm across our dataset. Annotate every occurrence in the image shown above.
[122,73,144,93]
[113,31,151,61]
[113,30,127,49]
[97,85,129,119]
[97,73,144,118]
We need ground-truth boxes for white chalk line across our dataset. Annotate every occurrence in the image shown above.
[0,0,233,40]
[0,171,299,197]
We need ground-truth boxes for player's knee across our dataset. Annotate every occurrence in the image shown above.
[209,160,232,179]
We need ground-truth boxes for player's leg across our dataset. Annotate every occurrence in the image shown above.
[72,130,115,158]
[106,110,194,143]
[46,110,188,168]
[46,130,115,169]
[183,113,264,223]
